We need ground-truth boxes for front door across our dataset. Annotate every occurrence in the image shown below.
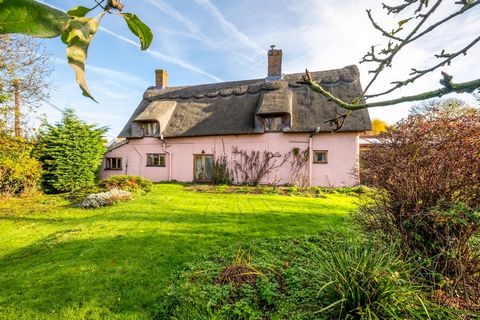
[194,154,213,182]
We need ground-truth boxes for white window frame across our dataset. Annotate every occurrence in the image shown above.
[105,157,122,170]
[313,150,328,164]
[146,153,166,167]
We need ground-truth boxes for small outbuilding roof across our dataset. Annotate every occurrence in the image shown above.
[119,65,371,138]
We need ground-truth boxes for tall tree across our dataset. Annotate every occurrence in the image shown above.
[0,35,52,137]
[36,109,108,193]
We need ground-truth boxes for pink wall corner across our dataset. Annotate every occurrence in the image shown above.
[310,133,359,186]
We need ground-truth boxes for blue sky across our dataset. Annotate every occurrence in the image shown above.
[35,0,480,140]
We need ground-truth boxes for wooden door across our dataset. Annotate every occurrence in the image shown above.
[194,154,213,182]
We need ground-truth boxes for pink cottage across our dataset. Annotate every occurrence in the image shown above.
[101,47,371,187]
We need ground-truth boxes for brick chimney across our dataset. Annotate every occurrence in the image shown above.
[267,45,282,79]
[155,69,168,88]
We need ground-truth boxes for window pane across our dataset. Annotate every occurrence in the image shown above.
[314,152,327,163]
[264,118,272,130]
[195,156,203,180]
[144,122,159,136]
[205,156,213,181]
[147,154,165,166]
[264,116,282,131]
[106,157,121,169]
[273,117,282,130]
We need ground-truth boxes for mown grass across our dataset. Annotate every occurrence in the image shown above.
[0,183,358,320]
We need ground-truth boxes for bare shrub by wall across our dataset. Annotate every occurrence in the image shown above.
[231,146,290,186]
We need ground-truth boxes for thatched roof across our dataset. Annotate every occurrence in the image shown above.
[119,65,371,138]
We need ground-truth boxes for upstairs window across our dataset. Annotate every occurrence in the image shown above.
[313,151,328,164]
[146,153,166,167]
[263,116,283,131]
[143,122,159,137]
[105,157,122,170]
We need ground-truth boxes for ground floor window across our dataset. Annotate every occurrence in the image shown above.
[313,150,328,164]
[194,154,213,182]
[146,153,166,167]
[105,157,122,170]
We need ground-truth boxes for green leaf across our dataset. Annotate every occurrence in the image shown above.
[398,18,412,27]
[62,16,100,102]
[67,6,92,18]
[122,13,153,50]
[0,0,69,38]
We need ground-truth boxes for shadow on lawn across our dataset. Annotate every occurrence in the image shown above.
[0,233,217,318]
[0,213,351,319]
[0,187,356,318]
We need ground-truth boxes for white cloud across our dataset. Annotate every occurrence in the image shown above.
[99,27,222,82]
[143,0,216,47]
[193,0,265,56]
[55,58,150,87]
[251,0,480,123]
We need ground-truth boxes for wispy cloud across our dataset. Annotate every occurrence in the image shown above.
[38,0,221,82]
[143,0,216,47]
[193,0,265,56]
[55,58,150,87]
[99,27,222,82]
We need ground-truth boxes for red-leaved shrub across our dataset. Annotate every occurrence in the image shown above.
[359,100,480,296]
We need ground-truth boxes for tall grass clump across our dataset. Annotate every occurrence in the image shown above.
[154,236,455,319]
[316,240,454,319]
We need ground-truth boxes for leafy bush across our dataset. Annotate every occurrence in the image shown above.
[36,109,107,193]
[0,135,41,196]
[77,188,132,208]
[154,236,455,319]
[358,100,480,294]
[99,175,152,194]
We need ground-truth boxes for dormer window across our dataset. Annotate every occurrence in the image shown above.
[263,116,283,131]
[143,122,159,137]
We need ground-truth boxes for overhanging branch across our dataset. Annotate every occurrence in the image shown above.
[302,70,480,111]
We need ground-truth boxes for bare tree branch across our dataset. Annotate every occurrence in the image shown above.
[360,0,443,96]
[305,0,480,129]
[302,70,480,111]
[366,35,480,99]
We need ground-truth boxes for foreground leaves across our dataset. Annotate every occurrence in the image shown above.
[0,0,69,38]
[61,16,102,102]
[66,5,92,18]
[0,0,153,102]
[122,13,153,50]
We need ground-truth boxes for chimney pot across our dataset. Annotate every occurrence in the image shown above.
[267,45,282,79]
[155,69,168,88]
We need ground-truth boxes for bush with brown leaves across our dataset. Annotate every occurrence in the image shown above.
[359,100,480,297]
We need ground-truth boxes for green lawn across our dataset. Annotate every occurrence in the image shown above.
[0,184,358,320]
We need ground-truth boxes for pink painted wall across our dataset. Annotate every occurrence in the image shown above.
[101,132,360,187]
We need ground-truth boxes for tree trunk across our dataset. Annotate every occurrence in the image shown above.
[14,78,20,137]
